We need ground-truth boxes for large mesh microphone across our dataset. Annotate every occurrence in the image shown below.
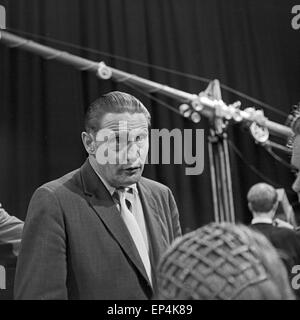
[155,223,294,300]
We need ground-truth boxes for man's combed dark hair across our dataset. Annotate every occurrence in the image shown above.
[84,91,151,134]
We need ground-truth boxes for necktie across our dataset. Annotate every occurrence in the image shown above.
[114,188,152,286]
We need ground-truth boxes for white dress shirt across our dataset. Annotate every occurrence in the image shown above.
[251,216,273,225]
[89,157,150,252]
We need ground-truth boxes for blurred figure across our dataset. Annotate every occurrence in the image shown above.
[290,127,300,228]
[248,183,277,224]
[248,182,300,298]
[273,189,296,229]
[0,203,23,256]
[248,183,294,229]
[0,204,23,300]
[155,223,294,300]
[291,135,300,202]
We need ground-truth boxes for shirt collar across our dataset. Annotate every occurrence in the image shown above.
[88,157,137,196]
[251,216,273,225]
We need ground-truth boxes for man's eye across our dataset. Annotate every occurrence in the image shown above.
[136,134,146,142]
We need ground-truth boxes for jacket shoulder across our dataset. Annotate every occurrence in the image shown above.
[139,176,170,194]
[37,168,80,195]
[275,227,300,238]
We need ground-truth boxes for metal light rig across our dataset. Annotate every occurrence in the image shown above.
[0,29,295,223]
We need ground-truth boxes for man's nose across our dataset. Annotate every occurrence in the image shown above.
[127,142,140,162]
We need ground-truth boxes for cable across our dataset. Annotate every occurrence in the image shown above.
[4,27,287,118]
[263,146,295,171]
[220,84,287,118]
[4,27,212,83]
[236,123,295,170]
[121,80,183,117]
[227,139,295,195]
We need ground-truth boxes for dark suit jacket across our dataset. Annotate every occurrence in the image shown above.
[251,222,300,298]
[14,160,182,300]
[251,223,300,267]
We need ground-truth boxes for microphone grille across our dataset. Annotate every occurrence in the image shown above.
[155,223,293,300]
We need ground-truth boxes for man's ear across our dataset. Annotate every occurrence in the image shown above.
[81,132,96,155]
[248,202,253,212]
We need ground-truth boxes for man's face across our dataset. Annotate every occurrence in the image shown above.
[93,112,149,188]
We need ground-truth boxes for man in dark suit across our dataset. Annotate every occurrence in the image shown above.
[248,183,300,298]
[14,91,182,300]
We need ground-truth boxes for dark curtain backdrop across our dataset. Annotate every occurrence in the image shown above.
[0,0,299,232]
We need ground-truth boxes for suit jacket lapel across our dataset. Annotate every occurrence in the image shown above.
[79,160,151,287]
[137,179,169,274]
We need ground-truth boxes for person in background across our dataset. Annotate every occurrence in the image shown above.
[155,223,294,300]
[0,203,23,256]
[248,182,300,298]
[14,91,182,300]
[291,129,300,203]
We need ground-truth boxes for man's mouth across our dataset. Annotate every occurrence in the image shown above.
[124,166,141,174]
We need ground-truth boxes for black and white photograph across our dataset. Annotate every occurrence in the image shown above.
[1,0,300,304]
